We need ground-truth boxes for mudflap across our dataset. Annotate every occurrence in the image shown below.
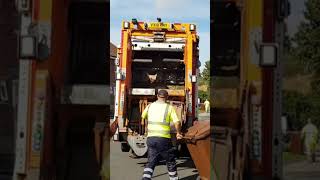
[127,134,148,157]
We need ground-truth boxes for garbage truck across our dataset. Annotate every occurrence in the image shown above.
[112,19,200,157]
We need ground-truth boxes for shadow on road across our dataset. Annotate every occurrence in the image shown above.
[176,158,196,169]
[137,158,195,167]
[137,158,198,179]
[179,174,199,180]
[151,167,198,179]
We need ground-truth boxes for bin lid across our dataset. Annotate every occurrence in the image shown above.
[184,120,210,141]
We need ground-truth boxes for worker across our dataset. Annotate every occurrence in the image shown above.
[301,118,319,162]
[204,99,210,113]
[141,89,183,180]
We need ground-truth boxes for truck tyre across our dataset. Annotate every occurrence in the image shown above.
[121,142,130,152]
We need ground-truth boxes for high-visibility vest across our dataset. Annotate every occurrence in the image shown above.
[142,101,178,138]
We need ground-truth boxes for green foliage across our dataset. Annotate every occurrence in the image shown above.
[292,0,320,89]
[200,61,210,87]
[284,33,292,53]
[202,61,210,80]
[283,90,320,130]
[198,60,210,99]
[198,73,205,86]
[199,61,210,87]
[283,90,311,130]
[284,0,320,130]
[282,53,306,77]
[198,90,209,102]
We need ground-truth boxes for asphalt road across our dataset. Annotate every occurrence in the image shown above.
[283,157,320,180]
[110,112,209,180]
[110,141,199,180]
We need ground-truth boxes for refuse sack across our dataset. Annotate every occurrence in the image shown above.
[183,120,211,180]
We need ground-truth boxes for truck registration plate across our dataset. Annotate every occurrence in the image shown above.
[148,22,170,29]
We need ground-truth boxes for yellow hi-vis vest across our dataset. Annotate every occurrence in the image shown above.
[141,101,180,138]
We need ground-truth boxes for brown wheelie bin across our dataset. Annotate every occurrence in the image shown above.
[183,120,212,180]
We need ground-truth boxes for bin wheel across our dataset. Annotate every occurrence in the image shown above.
[121,142,130,152]
[174,144,181,158]
[177,144,190,157]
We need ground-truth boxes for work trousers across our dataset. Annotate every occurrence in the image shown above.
[142,137,178,180]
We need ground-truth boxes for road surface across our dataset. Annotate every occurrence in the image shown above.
[284,152,320,180]
[284,160,320,180]
[110,141,199,180]
[110,112,209,180]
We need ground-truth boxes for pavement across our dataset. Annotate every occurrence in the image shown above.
[198,112,210,121]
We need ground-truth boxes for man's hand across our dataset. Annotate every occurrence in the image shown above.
[176,132,183,140]
[174,122,182,140]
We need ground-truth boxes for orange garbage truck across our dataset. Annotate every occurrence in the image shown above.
[112,19,201,157]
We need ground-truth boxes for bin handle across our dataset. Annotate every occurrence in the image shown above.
[177,136,196,144]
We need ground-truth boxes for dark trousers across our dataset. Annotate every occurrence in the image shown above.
[142,137,178,180]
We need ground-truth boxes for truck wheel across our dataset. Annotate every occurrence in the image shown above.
[121,142,130,152]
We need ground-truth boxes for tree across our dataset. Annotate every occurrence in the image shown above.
[198,60,210,102]
[282,90,311,130]
[201,60,210,85]
[283,90,320,130]
[292,0,320,92]
[198,60,210,86]
[284,33,292,53]
[198,90,209,102]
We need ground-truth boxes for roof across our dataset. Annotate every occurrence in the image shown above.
[110,43,117,58]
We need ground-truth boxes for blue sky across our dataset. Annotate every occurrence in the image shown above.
[110,0,210,72]
[287,0,306,37]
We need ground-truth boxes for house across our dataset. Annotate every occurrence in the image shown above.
[110,42,117,117]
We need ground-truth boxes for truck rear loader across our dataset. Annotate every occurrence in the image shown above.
[113,19,200,157]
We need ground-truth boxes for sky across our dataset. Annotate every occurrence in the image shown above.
[110,0,305,72]
[287,0,306,37]
[110,0,210,72]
